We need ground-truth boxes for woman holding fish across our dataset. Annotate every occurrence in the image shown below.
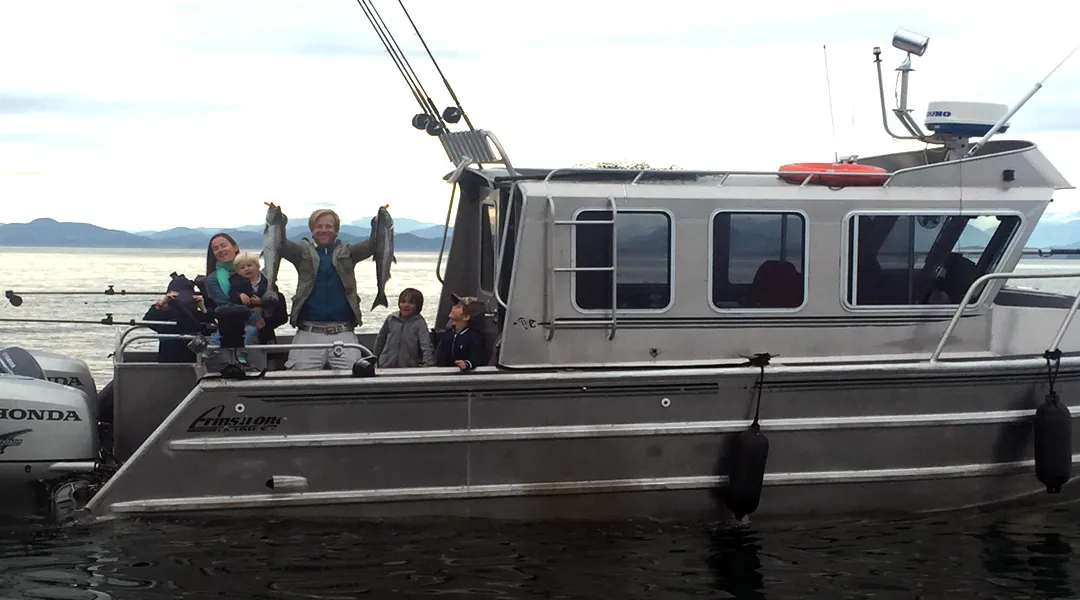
[263,202,395,371]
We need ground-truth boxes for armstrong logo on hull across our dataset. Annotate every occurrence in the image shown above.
[0,408,82,422]
[187,405,284,434]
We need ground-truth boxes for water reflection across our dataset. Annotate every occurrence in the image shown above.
[0,505,1076,599]
[707,525,764,599]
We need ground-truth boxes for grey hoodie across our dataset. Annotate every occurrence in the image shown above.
[373,312,436,368]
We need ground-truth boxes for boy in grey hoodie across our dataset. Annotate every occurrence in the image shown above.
[373,287,436,368]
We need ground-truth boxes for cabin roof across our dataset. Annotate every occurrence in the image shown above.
[442,139,1073,192]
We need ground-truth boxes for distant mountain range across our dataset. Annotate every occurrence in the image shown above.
[4,215,1080,254]
[0,216,453,251]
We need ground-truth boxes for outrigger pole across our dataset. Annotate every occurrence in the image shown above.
[5,287,159,307]
[6,272,193,306]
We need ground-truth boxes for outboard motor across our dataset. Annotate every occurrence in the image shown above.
[0,346,46,379]
[0,344,99,420]
[24,349,98,421]
[0,345,99,519]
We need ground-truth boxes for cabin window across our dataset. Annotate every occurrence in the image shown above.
[574,210,672,311]
[480,203,497,293]
[712,212,806,309]
[846,213,1021,306]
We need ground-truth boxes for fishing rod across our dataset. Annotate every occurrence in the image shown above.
[395,0,473,130]
[1022,248,1080,258]
[354,0,446,134]
[5,272,196,307]
[5,286,160,307]
[0,313,178,327]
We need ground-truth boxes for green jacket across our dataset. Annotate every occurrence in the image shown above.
[280,236,374,327]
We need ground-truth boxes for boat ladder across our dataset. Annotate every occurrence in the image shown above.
[543,188,621,341]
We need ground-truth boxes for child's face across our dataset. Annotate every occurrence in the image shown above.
[448,303,465,322]
[236,260,260,281]
[399,295,417,317]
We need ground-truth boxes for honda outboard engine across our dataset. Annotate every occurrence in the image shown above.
[0,343,98,420]
[0,346,99,519]
[0,346,46,378]
[23,348,99,421]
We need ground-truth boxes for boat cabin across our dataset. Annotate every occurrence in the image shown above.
[430,132,1070,370]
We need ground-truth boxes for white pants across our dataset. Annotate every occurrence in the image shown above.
[286,325,363,371]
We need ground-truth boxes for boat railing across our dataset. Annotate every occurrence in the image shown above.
[116,324,178,350]
[114,325,189,364]
[118,334,200,358]
[930,270,1080,363]
[194,341,376,367]
[537,167,896,187]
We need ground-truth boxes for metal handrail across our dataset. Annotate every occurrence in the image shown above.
[117,325,156,349]
[929,270,1080,363]
[481,130,515,176]
[539,167,896,187]
[607,194,619,341]
[201,341,375,359]
[435,181,458,285]
[543,196,555,340]
[492,185,521,310]
[118,334,198,360]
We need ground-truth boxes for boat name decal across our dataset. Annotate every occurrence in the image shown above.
[0,409,82,422]
[513,317,538,330]
[187,405,284,434]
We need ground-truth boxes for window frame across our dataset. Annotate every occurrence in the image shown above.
[840,208,1025,313]
[707,207,810,314]
[569,206,676,315]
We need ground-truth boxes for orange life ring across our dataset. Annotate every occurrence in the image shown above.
[778,162,888,187]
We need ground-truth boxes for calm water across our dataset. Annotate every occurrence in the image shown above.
[2,248,1080,598]
[0,508,1078,599]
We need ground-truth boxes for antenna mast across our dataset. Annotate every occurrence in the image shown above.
[873,30,1080,161]
[965,41,1080,157]
[822,44,838,163]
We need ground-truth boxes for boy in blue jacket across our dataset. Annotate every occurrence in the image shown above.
[435,294,488,371]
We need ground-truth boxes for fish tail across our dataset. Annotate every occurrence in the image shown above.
[371,290,389,311]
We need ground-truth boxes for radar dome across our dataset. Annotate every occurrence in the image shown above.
[924,101,1009,138]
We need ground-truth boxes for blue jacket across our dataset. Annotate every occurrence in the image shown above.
[434,326,487,370]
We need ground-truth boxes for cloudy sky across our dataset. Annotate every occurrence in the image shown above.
[0,1,1077,232]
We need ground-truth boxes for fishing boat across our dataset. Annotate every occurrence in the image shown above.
[1,22,1078,522]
